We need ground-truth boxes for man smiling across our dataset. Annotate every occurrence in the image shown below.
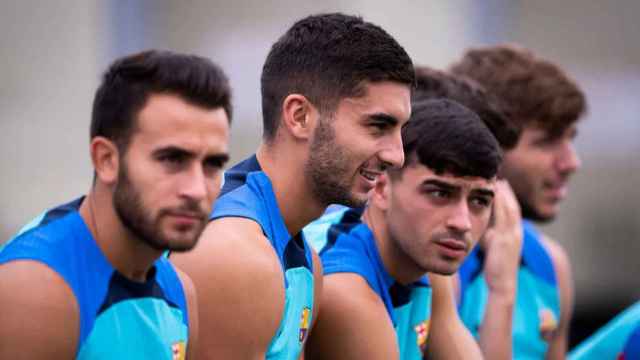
[172,13,414,359]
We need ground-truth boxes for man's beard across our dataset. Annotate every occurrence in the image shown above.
[305,117,364,208]
[112,161,206,252]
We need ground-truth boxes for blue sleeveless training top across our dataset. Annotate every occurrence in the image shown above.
[0,198,190,359]
[304,206,432,359]
[458,219,560,360]
[569,301,640,360]
[211,155,315,360]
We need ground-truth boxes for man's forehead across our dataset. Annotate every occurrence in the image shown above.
[408,165,496,190]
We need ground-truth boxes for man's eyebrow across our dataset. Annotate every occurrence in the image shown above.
[368,113,399,126]
[422,179,460,191]
[205,153,230,164]
[152,146,194,157]
[471,188,495,198]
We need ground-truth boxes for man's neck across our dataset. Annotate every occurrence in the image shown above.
[79,187,160,282]
[363,206,424,285]
[256,143,326,235]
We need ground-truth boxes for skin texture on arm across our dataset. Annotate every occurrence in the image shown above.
[175,268,199,360]
[541,236,574,360]
[171,217,285,359]
[0,260,79,359]
[426,273,483,360]
[476,180,523,360]
[305,273,400,360]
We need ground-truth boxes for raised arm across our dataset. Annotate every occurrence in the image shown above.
[0,260,79,359]
[172,218,285,359]
[476,180,523,360]
[305,273,399,360]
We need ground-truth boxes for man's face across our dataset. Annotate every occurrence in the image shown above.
[502,124,580,222]
[305,81,411,208]
[384,165,496,275]
[113,93,229,252]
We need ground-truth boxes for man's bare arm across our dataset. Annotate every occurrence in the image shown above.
[175,268,199,359]
[477,180,523,360]
[426,273,483,360]
[305,273,399,360]
[542,236,574,360]
[172,218,285,359]
[0,260,79,359]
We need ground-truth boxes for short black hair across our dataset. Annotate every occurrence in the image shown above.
[91,49,232,151]
[394,99,502,180]
[261,13,415,141]
[413,66,520,150]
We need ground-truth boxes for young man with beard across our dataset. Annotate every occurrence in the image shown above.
[451,44,587,359]
[303,99,507,360]
[171,13,414,360]
[0,50,232,359]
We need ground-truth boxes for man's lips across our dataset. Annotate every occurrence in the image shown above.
[165,211,206,226]
[359,168,382,182]
[543,180,568,200]
[435,238,468,259]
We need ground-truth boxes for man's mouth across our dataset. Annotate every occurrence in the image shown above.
[359,168,381,182]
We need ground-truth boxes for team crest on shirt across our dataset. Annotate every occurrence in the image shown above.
[539,308,558,341]
[299,307,312,343]
[414,319,430,354]
[171,341,186,360]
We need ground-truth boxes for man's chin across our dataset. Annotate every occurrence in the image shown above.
[521,203,557,223]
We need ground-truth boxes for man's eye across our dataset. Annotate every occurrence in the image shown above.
[159,153,186,165]
[470,196,491,208]
[428,189,450,198]
[204,158,225,170]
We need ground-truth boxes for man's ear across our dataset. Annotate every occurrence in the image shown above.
[90,136,120,185]
[281,94,318,141]
[371,172,392,210]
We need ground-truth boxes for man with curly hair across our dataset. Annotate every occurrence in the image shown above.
[451,44,587,360]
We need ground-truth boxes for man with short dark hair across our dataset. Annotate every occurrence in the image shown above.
[172,13,414,359]
[0,50,232,359]
[303,99,507,360]
[451,44,587,359]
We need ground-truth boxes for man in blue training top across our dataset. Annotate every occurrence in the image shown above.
[0,50,232,359]
[172,13,414,359]
[451,44,588,359]
[304,99,514,360]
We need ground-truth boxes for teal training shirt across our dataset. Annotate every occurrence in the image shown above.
[0,198,190,359]
[212,155,315,360]
[304,206,432,359]
[458,220,560,360]
[569,301,640,360]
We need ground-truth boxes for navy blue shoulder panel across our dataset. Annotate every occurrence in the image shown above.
[97,269,179,315]
[520,220,557,286]
[220,154,261,197]
[320,207,364,256]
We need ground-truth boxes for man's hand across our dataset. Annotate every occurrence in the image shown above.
[482,179,523,298]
